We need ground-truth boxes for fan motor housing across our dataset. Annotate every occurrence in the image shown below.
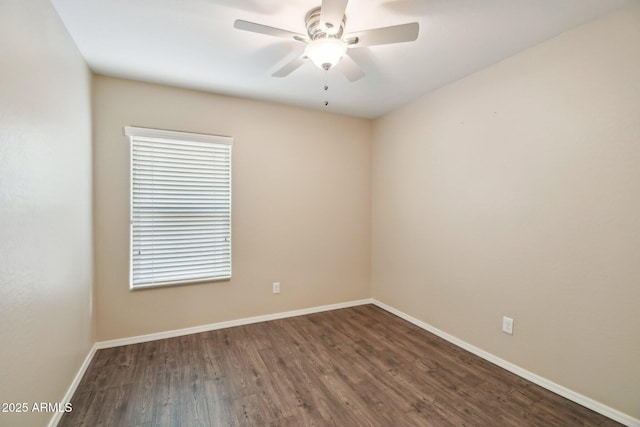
[305,6,346,40]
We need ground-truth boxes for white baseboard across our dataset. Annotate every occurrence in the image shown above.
[48,343,98,427]
[96,298,374,349]
[371,299,639,427]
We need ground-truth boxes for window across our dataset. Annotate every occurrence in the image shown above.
[125,126,232,289]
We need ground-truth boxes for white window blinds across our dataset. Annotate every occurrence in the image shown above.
[125,126,232,289]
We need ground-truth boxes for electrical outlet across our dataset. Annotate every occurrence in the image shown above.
[272,282,280,294]
[502,316,514,335]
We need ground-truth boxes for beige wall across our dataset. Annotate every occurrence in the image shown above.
[0,0,94,426]
[93,76,372,341]
[372,3,640,419]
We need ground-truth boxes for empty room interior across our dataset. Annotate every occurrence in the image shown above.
[1,0,639,426]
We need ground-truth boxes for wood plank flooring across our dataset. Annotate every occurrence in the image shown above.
[59,305,623,426]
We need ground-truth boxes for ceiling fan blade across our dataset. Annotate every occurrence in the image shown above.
[234,20,308,42]
[320,0,349,34]
[338,55,365,82]
[347,22,419,47]
[272,55,307,77]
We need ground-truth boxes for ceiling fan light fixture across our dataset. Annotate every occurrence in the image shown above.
[304,37,347,70]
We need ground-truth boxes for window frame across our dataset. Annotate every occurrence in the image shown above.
[125,126,233,290]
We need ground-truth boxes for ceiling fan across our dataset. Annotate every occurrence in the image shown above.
[233,0,419,82]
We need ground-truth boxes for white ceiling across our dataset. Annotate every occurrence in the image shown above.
[51,0,632,118]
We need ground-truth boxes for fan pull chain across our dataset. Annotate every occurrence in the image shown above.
[324,70,329,107]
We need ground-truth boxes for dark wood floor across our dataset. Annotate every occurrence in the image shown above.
[60,305,623,426]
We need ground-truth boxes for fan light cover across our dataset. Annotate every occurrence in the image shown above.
[304,38,348,70]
